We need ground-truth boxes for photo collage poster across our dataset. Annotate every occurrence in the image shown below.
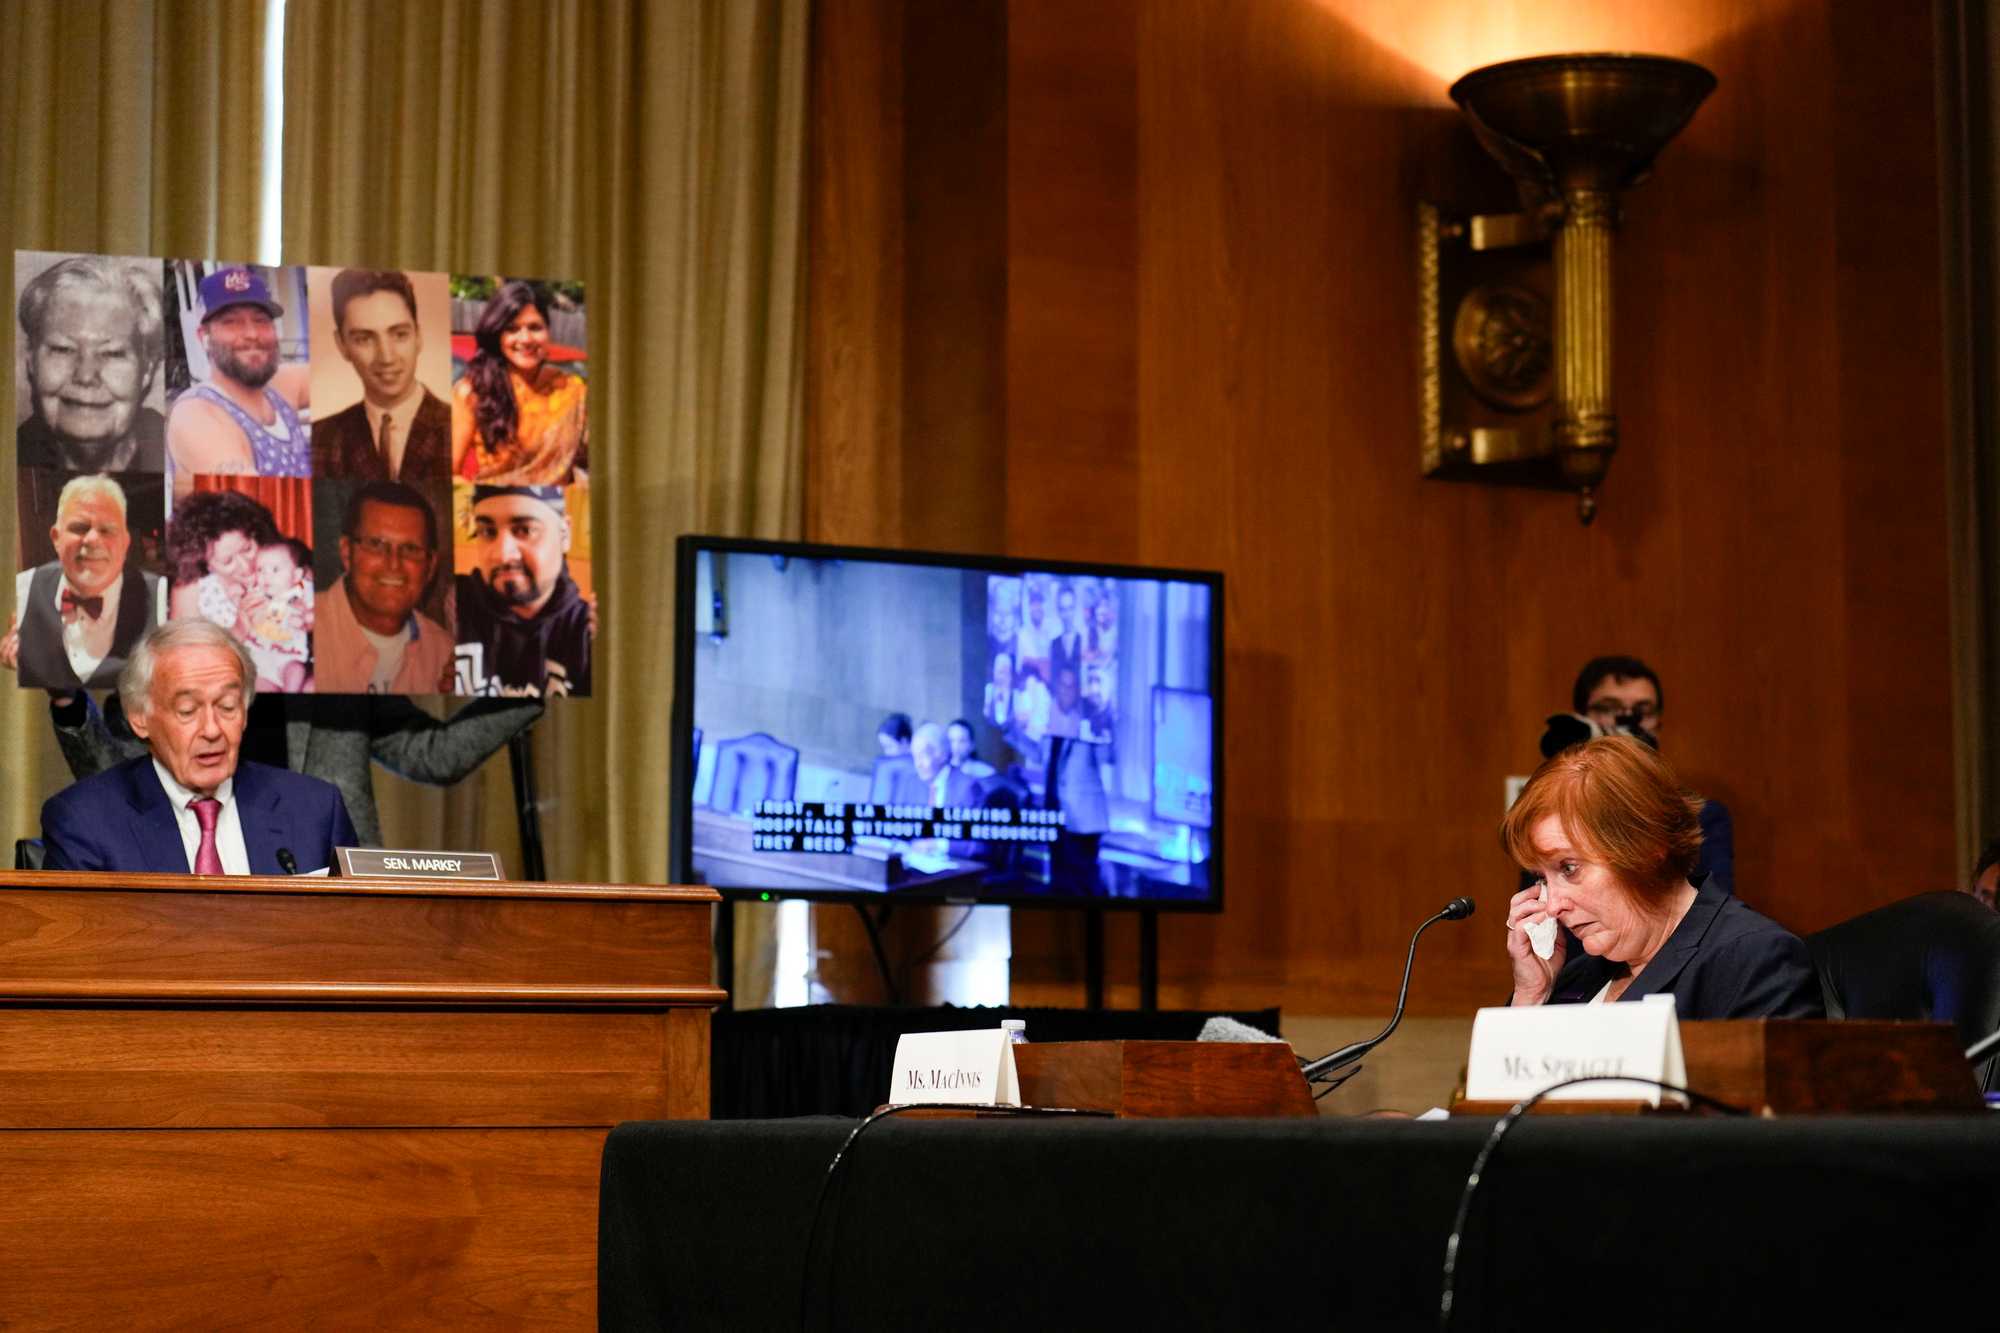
[983,571,1119,747]
[9,252,594,698]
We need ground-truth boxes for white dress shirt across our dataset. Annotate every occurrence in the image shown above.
[371,388,425,479]
[152,759,250,875]
[15,565,124,682]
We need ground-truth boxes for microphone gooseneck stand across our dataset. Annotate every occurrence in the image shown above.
[1300,896,1476,1087]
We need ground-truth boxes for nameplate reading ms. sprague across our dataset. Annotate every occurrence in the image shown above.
[335,847,506,881]
[1464,995,1686,1106]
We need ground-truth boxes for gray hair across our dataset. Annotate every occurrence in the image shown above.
[119,619,257,719]
[56,474,128,523]
[18,254,167,366]
[911,722,948,762]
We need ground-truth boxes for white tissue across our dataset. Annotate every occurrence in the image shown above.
[1197,1015,1286,1044]
[1525,885,1557,960]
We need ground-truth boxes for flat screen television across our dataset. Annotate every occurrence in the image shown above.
[670,536,1222,910]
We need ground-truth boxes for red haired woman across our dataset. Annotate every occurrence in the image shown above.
[1501,737,1820,1018]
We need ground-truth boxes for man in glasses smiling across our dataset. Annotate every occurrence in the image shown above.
[313,481,454,693]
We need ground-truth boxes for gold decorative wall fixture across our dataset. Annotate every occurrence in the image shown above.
[1419,54,1715,523]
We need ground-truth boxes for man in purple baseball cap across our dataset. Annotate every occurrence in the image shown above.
[198,265,286,320]
[165,264,312,496]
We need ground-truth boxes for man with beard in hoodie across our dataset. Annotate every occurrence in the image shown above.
[454,484,592,697]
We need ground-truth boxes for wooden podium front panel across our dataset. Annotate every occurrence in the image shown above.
[0,872,722,1329]
[0,1007,711,1128]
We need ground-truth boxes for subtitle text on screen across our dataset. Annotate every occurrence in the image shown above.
[751,800,1065,853]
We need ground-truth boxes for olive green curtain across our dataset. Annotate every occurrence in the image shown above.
[281,0,808,938]
[1,0,270,844]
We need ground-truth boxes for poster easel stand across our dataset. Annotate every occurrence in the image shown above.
[508,728,547,882]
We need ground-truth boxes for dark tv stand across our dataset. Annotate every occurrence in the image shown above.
[1085,908,1159,1012]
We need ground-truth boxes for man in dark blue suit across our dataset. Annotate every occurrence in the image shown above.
[42,619,356,874]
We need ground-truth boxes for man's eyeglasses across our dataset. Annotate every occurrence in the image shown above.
[353,535,431,563]
[1585,701,1658,722]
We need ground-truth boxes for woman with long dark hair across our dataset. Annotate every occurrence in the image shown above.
[451,280,588,484]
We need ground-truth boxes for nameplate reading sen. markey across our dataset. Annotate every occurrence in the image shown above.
[334,847,506,881]
[1464,994,1686,1107]
[888,1029,1023,1107]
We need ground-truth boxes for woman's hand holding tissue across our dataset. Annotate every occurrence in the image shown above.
[1505,882,1564,1005]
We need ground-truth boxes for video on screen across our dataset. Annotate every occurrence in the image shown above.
[679,545,1219,905]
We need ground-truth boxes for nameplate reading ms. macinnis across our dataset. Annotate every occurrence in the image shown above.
[889,1029,1021,1107]
[334,848,506,881]
[1464,996,1686,1106]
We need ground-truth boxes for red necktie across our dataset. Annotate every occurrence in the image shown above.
[61,589,105,620]
[189,797,225,875]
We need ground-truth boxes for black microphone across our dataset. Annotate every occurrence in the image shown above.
[276,848,299,876]
[1300,898,1475,1083]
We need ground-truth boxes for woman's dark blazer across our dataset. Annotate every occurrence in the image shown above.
[1548,875,1824,1019]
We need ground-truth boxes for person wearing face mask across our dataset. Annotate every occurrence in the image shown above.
[165,266,312,497]
[1501,736,1821,1018]
[2,475,162,690]
[451,280,588,486]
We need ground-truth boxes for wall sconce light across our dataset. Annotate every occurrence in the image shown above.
[1418,54,1715,523]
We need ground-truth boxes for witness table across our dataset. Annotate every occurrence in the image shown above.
[599,1114,2000,1330]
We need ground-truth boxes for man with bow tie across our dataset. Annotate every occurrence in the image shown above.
[3,475,160,690]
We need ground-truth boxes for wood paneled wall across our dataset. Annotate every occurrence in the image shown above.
[806,0,1956,1014]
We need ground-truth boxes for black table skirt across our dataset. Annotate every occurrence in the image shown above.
[600,1114,2000,1331]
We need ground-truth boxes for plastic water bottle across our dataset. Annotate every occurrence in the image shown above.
[1001,1019,1028,1045]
